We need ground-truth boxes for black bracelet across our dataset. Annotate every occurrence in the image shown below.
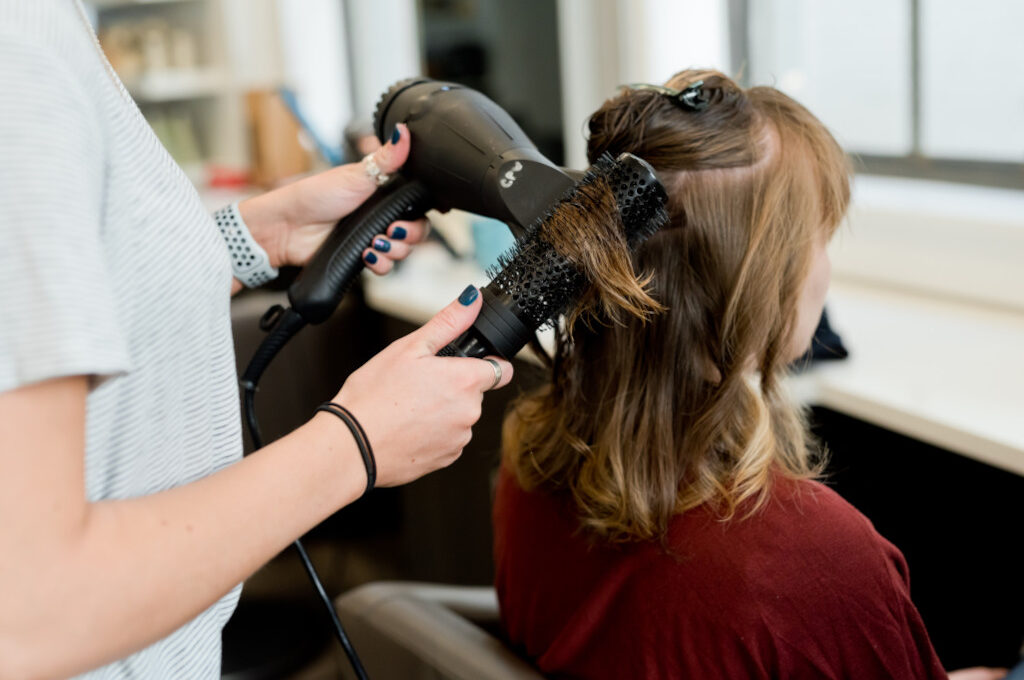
[315,402,376,495]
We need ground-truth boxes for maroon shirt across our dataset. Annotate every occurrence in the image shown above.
[493,468,948,679]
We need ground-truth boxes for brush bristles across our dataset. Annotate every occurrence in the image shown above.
[606,155,670,250]
[486,224,584,329]
[485,153,669,331]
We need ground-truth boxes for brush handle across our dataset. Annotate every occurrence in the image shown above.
[437,288,534,359]
[288,176,430,325]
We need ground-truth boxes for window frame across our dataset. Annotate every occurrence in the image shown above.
[732,0,1024,190]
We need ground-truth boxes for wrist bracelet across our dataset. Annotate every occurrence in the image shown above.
[213,202,279,288]
[316,402,376,495]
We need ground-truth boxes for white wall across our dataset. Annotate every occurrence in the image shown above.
[345,0,422,119]
[276,0,352,152]
[267,0,424,155]
[748,0,913,156]
[617,0,731,85]
[557,0,731,169]
[920,0,1024,162]
[556,0,619,169]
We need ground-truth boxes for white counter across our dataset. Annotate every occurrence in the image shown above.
[789,281,1024,476]
[363,242,1024,478]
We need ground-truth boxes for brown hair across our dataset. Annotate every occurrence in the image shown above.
[502,69,851,542]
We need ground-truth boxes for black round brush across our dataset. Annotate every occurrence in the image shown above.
[438,152,669,359]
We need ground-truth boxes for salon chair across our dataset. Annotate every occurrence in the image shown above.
[333,581,543,679]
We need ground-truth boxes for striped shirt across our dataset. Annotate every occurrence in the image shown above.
[0,1,242,677]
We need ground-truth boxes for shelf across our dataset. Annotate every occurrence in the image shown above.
[90,0,200,9]
[123,68,226,103]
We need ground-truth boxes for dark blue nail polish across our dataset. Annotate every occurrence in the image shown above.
[391,127,401,145]
[372,237,391,252]
[391,226,407,240]
[458,285,478,306]
[364,251,378,264]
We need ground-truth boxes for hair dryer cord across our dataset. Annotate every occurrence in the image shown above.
[241,311,371,679]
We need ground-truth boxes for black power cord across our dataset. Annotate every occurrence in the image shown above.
[240,305,370,680]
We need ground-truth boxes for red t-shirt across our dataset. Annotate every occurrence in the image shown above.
[493,468,948,679]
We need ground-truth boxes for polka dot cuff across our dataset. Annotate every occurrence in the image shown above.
[213,202,279,288]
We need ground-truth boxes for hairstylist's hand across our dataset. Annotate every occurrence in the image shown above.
[326,286,513,488]
[238,122,429,275]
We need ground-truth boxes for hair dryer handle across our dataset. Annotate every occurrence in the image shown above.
[288,177,431,325]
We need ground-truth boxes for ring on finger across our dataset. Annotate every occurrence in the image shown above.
[483,358,502,391]
[362,152,389,186]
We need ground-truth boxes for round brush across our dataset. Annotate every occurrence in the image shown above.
[438,152,669,359]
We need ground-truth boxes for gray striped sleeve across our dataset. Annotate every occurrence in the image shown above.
[0,35,131,393]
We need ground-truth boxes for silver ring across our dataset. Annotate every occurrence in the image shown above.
[483,358,502,391]
[362,152,390,186]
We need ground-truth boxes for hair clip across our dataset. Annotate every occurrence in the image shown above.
[624,80,709,112]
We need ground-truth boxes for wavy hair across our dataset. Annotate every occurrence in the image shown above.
[502,70,851,542]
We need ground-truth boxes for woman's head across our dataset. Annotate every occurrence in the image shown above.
[587,69,849,366]
[503,69,850,541]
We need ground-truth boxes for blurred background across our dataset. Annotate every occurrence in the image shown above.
[81,0,1024,310]
[80,1,1024,678]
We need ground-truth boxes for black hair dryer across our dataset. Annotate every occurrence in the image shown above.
[287,78,576,325]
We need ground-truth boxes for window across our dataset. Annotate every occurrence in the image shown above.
[744,0,1024,189]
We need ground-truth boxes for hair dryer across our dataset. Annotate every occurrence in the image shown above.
[287,78,578,325]
[244,77,667,389]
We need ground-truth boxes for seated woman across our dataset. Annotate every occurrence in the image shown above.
[493,70,952,679]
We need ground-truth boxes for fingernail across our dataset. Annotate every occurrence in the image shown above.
[372,237,391,252]
[390,126,401,145]
[364,251,378,264]
[458,285,478,306]
[391,226,407,240]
